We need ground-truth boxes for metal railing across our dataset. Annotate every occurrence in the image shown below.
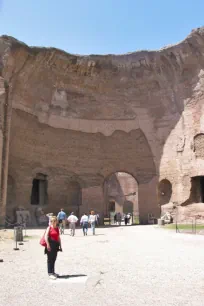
[175,217,204,235]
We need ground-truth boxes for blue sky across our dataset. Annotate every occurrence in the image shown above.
[0,0,203,55]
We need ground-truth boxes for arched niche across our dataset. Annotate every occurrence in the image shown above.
[158,179,172,206]
[31,173,48,205]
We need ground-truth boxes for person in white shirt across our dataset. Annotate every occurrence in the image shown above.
[80,213,89,236]
[46,213,53,226]
[67,212,78,236]
[89,210,97,235]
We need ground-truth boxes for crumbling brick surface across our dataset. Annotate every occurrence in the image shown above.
[1,28,204,224]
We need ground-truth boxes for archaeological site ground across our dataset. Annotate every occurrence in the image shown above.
[1,27,204,226]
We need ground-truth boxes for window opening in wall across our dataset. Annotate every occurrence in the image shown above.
[190,176,204,203]
[158,179,172,206]
[31,174,48,205]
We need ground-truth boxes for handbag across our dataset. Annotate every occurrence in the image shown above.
[40,227,50,247]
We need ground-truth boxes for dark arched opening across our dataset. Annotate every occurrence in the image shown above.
[31,173,48,205]
[158,179,172,206]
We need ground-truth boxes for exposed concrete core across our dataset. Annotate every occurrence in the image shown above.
[1,28,204,224]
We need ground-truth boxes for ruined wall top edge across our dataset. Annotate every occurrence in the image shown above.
[1,27,204,57]
[0,27,204,66]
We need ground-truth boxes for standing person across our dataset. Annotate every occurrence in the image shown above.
[127,213,131,224]
[67,212,78,236]
[57,208,67,234]
[80,213,89,236]
[114,213,117,224]
[117,212,122,226]
[46,213,53,226]
[124,214,128,225]
[44,216,62,280]
[89,211,97,235]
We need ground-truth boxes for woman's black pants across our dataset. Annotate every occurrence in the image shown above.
[47,249,58,274]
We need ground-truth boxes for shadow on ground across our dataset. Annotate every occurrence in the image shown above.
[58,274,87,279]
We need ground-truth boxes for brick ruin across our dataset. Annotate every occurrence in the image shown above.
[1,28,204,226]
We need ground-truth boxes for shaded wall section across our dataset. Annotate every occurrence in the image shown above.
[7,109,157,223]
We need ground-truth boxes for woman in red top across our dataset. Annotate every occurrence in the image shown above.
[45,216,62,280]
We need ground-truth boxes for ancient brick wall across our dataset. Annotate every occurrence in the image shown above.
[7,109,155,223]
[1,28,204,224]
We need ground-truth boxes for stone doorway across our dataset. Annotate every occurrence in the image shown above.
[31,173,48,205]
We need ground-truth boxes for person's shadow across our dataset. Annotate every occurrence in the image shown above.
[58,274,87,279]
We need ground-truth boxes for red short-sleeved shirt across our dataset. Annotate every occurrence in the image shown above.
[49,226,59,241]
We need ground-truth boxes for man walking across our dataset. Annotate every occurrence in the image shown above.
[80,213,89,236]
[67,212,78,236]
[89,211,97,235]
[57,208,67,234]
[117,212,122,226]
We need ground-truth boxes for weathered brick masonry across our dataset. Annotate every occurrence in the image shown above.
[1,28,204,225]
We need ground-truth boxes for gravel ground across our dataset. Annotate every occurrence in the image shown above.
[0,225,204,306]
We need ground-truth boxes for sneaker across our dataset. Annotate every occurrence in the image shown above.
[49,274,57,280]
[53,273,59,277]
